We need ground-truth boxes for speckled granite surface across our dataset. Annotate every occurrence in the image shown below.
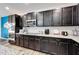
[0,42,48,55]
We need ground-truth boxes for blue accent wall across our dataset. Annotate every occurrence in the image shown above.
[1,16,9,39]
[0,18,1,38]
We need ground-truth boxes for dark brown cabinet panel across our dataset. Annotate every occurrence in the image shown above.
[73,42,79,55]
[48,39,58,55]
[15,34,20,46]
[34,37,40,51]
[73,5,78,26]
[58,42,69,55]
[26,12,36,20]
[40,37,49,53]
[62,6,73,26]
[76,4,79,26]
[43,10,52,26]
[23,36,29,48]
[28,36,35,50]
[19,35,24,47]
[52,9,62,26]
[36,12,43,26]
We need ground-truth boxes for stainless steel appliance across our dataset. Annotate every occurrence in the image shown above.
[26,19,36,27]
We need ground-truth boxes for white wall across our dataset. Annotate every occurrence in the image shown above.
[24,26,79,37]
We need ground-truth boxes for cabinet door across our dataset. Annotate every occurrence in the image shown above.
[34,37,40,51]
[58,42,69,55]
[28,36,35,50]
[48,39,58,55]
[62,6,73,26]
[36,12,43,26]
[77,4,79,26]
[19,35,24,47]
[73,43,79,55]
[26,12,36,20]
[15,34,20,46]
[40,37,49,53]
[23,35,29,48]
[73,5,78,26]
[52,9,62,26]
[43,10,52,26]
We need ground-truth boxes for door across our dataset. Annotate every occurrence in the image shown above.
[43,10,52,26]
[62,6,73,26]
[36,12,43,26]
[23,35,29,48]
[52,9,62,26]
[48,38,58,55]
[40,37,49,53]
[58,42,69,55]
[28,36,35,50]
[34,37,40,51]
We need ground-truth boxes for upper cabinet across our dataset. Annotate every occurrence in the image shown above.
[73,5,78,26]
[36,12,43,26]
[43,10,52,26]
[22,4,79,27]
[52,9,62,26]
[26,12,36,20]
[8,15,15,23]
[62,6,73,26]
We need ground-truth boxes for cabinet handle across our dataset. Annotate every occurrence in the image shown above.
[74,43,78,46]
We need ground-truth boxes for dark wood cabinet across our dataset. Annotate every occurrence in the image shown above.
[15,34,79,55]
[40,37,49,53]
[15,34,20,46]
[43,10,52,26]
[28,36,35,50]
[19,35,24,47]
[52,9,62,26]
[23,35,29,48]
[76,4,79,26]
[73,5,78,26]
[62,6,73,26]
[73,42,79,55]
[36,12,43,26]
[34,37,41,51]
[48,38,58,54]
[26,12,36,20]
[58,42,69,55]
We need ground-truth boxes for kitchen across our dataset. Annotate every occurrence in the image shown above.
[0,3,79,55]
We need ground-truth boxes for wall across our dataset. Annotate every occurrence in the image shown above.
[1,16,9,39]
[23,26,79,37]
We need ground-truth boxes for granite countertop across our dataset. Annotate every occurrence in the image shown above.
[16,33,79,43]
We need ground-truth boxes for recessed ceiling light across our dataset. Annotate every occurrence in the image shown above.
[5,7,9,10]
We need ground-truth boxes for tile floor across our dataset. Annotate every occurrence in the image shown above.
[0,40,48,55]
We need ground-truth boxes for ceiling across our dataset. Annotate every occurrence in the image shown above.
[0,3,78,16]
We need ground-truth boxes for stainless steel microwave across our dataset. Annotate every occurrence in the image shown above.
[26,19,36,27]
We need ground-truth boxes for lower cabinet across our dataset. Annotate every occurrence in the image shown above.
[34,37,40,51]
[58,42,69,55]
[28,36,35,50]
[73,43,79,55]
[19,35,24,47]
[40,37,49,53]
[15,34,20,46]
[23,35,29,48]
[15,34,79,55]
[48,38,58,55]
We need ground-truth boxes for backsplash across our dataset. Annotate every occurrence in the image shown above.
[22,26,79,36]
